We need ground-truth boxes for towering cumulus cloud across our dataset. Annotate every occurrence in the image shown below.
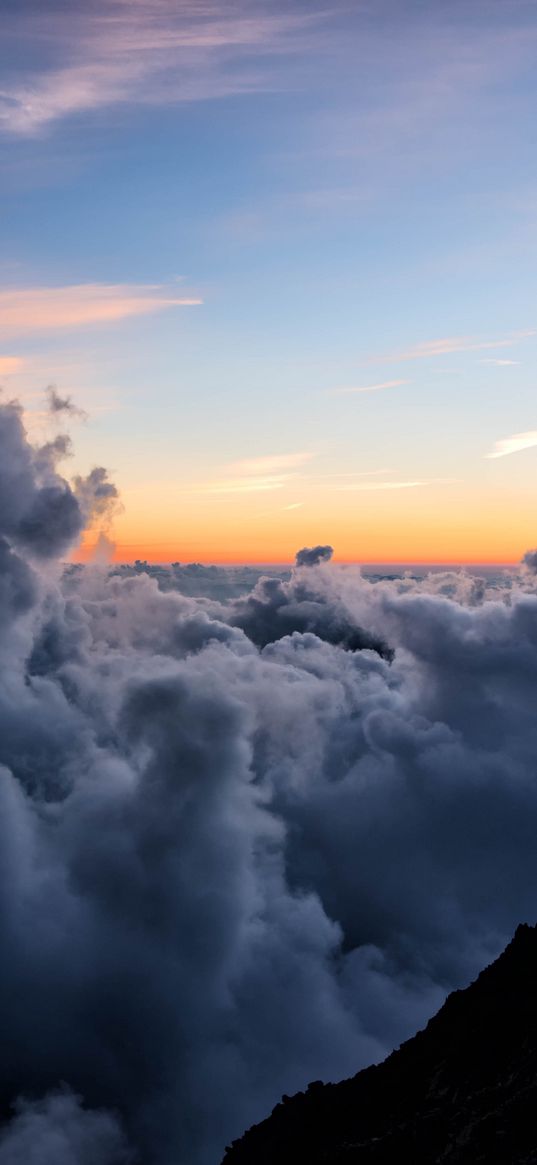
[1,398,537,1163]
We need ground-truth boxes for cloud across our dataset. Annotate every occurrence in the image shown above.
[0,3,323,136]
[228,557,392,657]
[47,386,88,422]
[3,399,537,1165]
[196,453,314,495]
[195,475,295,495]
[478,359,520,366]
[382,329,536,362]
[0,356,24,376]
[327,380,410,396]
[485,430,537,459]
[295,545,333,567]
[226,453,314,476]
[522,548,537,573]
[0,400,92,562]
[329,478,459,492]
[0,1092,131,1165]
[0,284,201,339]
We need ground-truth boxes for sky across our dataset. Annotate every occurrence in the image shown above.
[1,0,537,564]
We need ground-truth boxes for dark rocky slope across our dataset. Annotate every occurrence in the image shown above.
[222,924,537,1164]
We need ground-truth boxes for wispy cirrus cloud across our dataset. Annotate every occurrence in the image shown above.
[0,3,325,136]
[226,452,314,476]
[195,451,314,494]
[380,329,535,363]
[478,358,520,366]
[327,379,410,396]
[486,431,537,459]
[195,475,296,495]
[0,283,201,339]
[331,477,459,492]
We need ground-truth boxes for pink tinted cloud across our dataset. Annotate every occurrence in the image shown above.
[0,3,323,134]
[0,283,201,338]
[0,356,24,375]
[380,329,536,363]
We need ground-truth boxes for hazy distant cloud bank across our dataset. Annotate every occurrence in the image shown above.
[1,400,537,1163]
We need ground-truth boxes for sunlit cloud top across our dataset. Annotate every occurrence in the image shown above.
[486,431,537,460]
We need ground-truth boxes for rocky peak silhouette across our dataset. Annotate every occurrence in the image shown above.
[223,924,537,1163]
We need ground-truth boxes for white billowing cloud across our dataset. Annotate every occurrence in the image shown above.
[2,398,537,1165]
[486,430,537,459]
[0,283,201,338]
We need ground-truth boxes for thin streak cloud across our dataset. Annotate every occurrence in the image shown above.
[486,431,537,459]
[328,379,410,396]
[194,475,296,495]
[381,329,536,362]
[332,478,459,492]
[194,452,314,496]
[226,452,314,476]
[0,284,201,338]
[478,359,521,366]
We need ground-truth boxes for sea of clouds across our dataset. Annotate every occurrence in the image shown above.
[1,396,537,1164]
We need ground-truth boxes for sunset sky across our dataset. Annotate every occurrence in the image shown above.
[1,0,536,563]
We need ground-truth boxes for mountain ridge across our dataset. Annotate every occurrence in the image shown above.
[222,924,537,1163]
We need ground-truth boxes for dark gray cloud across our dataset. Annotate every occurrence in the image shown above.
[522,547,537,573]
[2,399,537,1163]
[228,568,393,658]
[0,400,84,560]
[72,466,120,526]
[0,1092,131,1165]
[295,545,333,567]
[46,386,88,423]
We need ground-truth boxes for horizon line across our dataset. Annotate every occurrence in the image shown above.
[72,553,521,568]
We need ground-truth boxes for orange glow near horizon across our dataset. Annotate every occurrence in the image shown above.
[74,522,528,567]
[76,545,520,567]
[72,477,536,567]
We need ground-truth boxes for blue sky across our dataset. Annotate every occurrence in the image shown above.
[1,0,536,561]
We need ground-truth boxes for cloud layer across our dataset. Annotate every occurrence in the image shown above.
[1,401,537,1163]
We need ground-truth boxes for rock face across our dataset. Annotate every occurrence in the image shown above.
[222,924,537,1164]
